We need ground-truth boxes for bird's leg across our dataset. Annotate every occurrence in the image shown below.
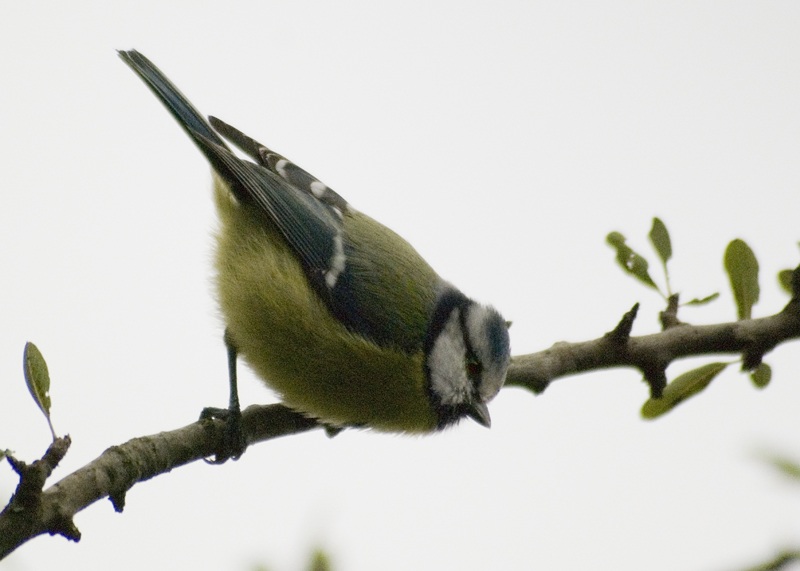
[200,329,247,463]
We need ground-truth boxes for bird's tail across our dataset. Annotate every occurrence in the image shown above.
[118,49,232,167]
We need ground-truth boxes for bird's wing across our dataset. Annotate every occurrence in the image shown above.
[119,50,343,295]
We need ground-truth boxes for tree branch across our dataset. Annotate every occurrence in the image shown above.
[507,293,800,395]
[2,271,799,558]
[0,404,320,558]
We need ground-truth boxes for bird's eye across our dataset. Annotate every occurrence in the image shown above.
[465,357,482,380]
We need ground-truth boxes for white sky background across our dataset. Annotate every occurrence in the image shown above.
[2,2,800,570]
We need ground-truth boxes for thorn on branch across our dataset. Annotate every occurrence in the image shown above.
[97,444,137,513]
[659,294,684,330]
[109,490,126,513]
[742,351,764,372]
[529,378,551,394]
[642,367,667,399]
[51,511,81,542]
[606,303,639,342]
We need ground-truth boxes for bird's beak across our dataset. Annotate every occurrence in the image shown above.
[466,401,491,428]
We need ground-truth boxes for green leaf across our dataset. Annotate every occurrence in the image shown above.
[641,362,728,419]
[683,292,720,306]
[778,269,794,295]
[606,232,658,290]
[23,342,56,440]
[308,549,333,571]
[750,362,772,389]
[724,239,759,320]
[762,453,800,481]
[648,217,672,265]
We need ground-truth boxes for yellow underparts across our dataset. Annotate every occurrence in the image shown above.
[213,179,437,432]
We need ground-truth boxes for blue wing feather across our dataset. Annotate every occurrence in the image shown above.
[120,50,435,350]
[190,134,341,281]
[120,50,341,292]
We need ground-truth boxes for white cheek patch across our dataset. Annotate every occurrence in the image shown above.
[428,309,471,406]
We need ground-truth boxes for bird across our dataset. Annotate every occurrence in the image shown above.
[119,50,511,460]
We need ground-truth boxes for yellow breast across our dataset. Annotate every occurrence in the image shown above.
[212,178,438,432]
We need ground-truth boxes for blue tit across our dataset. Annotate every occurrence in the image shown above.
[119,50,511,448]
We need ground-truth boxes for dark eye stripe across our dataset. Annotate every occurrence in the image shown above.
[465,358,483,381]
[458,308,483,385]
